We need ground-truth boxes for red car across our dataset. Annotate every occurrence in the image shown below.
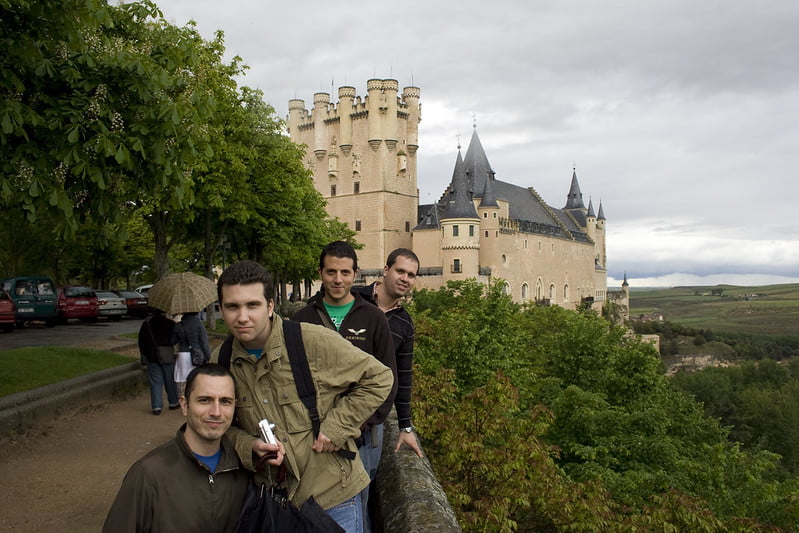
[0,287,15,332]
[57,286,99,323]
[114,290,150,317]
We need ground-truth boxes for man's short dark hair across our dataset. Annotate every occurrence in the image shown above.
[184,364,234,401]
[319,241,359,271]
[386,248,420,272]
[217,260,274,302]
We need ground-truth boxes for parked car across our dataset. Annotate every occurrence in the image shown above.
[56,286,99,323]
[0,275,58,327]
[0,287,15,332]
[134,284,152,297]
[114,290,149,317]
[95,290,127,321]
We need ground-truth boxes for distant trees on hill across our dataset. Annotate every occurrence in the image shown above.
[410,280,799,531]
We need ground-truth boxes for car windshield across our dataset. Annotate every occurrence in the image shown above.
[95,292,118,299]
[117,291,139,298]
[65,287,94,297]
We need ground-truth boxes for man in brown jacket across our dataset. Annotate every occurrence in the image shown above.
[103,364,249,533]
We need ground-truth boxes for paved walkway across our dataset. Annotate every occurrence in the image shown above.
[0,387,182,531]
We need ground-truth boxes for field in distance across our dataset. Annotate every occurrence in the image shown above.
[629,283,799,337]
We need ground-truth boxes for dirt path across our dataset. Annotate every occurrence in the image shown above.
[0,389,183,532]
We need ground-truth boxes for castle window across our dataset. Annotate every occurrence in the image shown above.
[524,239,528,249]
[452,259,461,273]
[469,225,474,237]
[549,284,555,299]
[405,221,410,232]
[563,284,570,302]
[330,184,336,196]
[503,282,510,295]
[484,213,487,218]
[354,181,360,194]
[485,231,489,237]
[493,212,497,218]
[355,220,361,231]
[521,283,529,300]
[452,225,459,237]
[501,254,507,265]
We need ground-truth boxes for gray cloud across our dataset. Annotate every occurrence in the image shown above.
[161,0,799,287]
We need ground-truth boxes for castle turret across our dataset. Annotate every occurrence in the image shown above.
[441,153,480,279]
[338,86,355,155]
[383,79,399,151]
[366,79,383,150]
[586,198,597,242]
[312,92,330,159]
[287,98,306,143]
[402,86,420,155]
[478,169,500,268]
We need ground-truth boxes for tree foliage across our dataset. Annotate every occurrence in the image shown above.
[410,279,799,531]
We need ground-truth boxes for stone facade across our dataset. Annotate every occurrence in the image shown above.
[288,80,628,312]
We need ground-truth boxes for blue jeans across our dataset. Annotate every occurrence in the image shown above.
[358,423,384,533]
[326,493,362,533]
[147,361,179,410]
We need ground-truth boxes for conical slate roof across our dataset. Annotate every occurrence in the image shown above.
[441,150,479,220]
[597,201,606,220]
[462,128,493,197]
[587,198,595,217]
[479,172,498,208]
[564,170,585,210]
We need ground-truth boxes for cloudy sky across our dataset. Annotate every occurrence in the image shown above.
[159,0,798,287]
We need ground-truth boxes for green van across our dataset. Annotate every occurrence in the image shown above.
[0,276,58,327]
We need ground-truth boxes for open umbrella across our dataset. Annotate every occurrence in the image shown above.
[147,272,217,315]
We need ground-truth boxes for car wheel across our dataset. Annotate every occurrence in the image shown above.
[2,324,13,333]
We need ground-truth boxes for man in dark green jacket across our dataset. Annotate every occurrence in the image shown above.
[103,364,249,533]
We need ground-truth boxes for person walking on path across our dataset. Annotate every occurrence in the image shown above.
[138,309,180,415]
[293,241,397,532]
[103,364,249,533]
[212,260,393,533]
[173,312,211,395]
[353,248,424,458]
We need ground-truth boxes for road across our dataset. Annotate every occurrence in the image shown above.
[0,317,144,351]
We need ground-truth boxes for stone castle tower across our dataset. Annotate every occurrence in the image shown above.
[286,80,421,273]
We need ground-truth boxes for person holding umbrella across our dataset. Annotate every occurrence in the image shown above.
[147,272,218,395]
[138,309,180,415]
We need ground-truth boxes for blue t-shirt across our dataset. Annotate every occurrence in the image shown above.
[194,448,222,473]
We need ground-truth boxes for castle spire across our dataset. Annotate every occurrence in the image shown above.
[587,197,596,218]
[597,200,606,220]
[479,170,499,208]
[564,168,586,210]
[462,128,493,202]
[442,150,479,220]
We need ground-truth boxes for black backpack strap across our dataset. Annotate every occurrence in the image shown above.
[219,334,235,369]
[283,319,356,461]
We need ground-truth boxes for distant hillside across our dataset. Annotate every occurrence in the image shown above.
[629,283,799,336]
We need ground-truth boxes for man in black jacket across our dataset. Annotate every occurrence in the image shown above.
[352,248,424,458]
[293,241,396,533]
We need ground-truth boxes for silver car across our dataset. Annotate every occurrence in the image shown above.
[95,290,127,321]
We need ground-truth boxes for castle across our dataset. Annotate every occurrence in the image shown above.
[287,79,628,313]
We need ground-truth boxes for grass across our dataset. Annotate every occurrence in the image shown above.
[0,346,133,397]
[629,283,799,336]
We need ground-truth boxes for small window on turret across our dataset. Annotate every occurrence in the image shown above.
[453,225,459,237]
[469,225,474,237]
[405,221,410,232]
[452,259,461,273]
[355,220,361,231]
[331,184,336,196]
[484,213,487,218]
[354,181,360,194]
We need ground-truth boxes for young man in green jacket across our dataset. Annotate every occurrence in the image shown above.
[213,260,393,533]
